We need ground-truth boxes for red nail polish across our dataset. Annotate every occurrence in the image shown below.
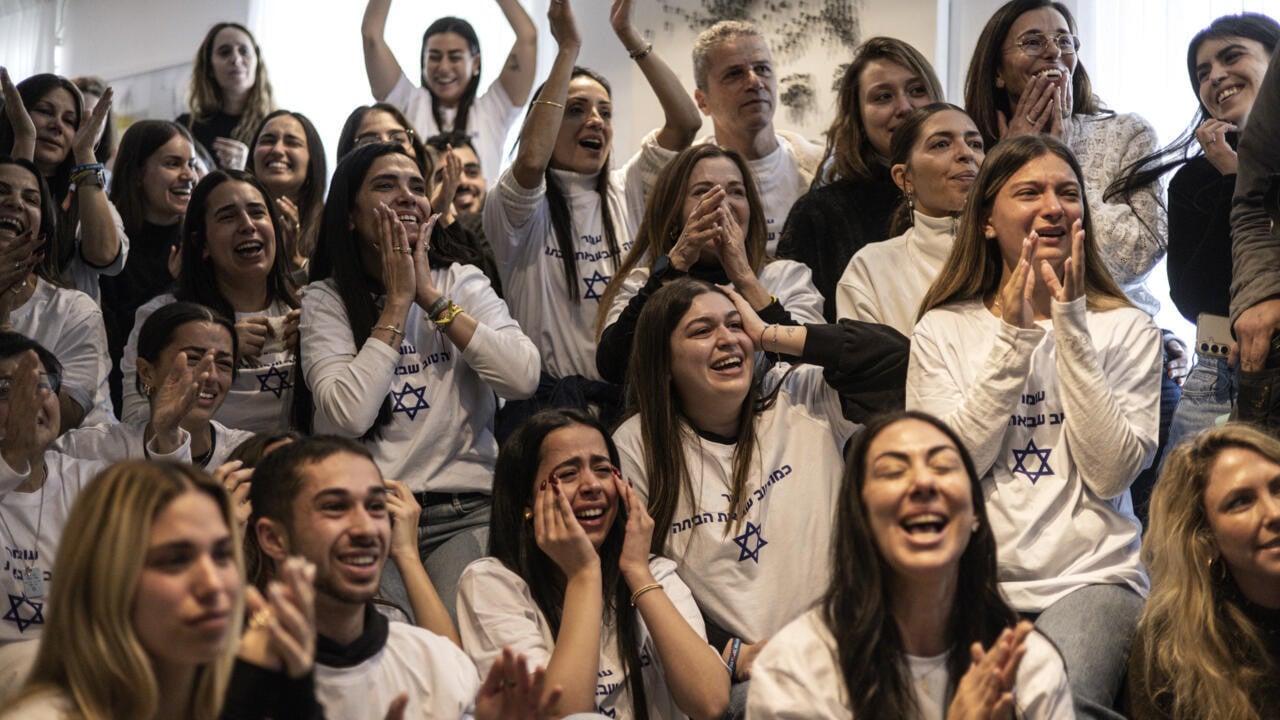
[540,480,546,490]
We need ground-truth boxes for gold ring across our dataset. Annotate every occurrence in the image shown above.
[248,607,273,630]
[503,679,518,688]
[1025,113,1036,124]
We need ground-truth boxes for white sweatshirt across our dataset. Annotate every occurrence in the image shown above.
[457,556,705,720]
[746,608,1075,719]
[613,364,855,642]
[385,73,520,188]
[300,263,538,493]
[907,297,1160,611]
[121,293,298,434]
[482,130,674,380]
[53,419,251,471]
[836,211,956,334]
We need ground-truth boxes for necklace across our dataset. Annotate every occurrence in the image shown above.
[0,462,48,597]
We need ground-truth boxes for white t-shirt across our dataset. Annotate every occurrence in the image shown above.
[10,278,114,427]
[315,620,479,720]
[457,556,706,720]
[746,608,1075,719]
[482,130,674,380]
[836,211,956,334]
[53,419,250,472]
[300,263,538,492]
[700,130,824,256]
[385,73,520,188]
[613,364,855,642]
[0,438,189,645]
[907,297,1160,611]
[121,294,298,434]
[602,259,825,329]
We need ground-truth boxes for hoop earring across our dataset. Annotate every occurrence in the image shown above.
[1208,554,1229,583]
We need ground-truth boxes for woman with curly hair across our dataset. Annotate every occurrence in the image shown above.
[1129,422,1280,720]
[178,22,275,171]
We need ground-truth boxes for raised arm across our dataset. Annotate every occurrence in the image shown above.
[362,0,407,101]
[72,87,124,268]
[496,0,538,106]
[510,0,580,190]
[610,0,700,151]
[1,68,35,161]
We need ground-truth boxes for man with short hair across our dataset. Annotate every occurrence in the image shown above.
[251,436,480,719]
[692,21,824,254]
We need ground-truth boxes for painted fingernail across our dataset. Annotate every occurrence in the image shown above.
[540,480,546,490]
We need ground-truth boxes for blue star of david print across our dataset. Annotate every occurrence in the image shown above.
[4,593,44,633]
[391,382,430,421]
[256,365,292,398]
[732,521,768,563]
[1011,439,1054,484]
[583,270,611,302]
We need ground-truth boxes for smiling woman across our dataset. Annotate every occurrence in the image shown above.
[249,110,327,283]
[909,134,1162,718]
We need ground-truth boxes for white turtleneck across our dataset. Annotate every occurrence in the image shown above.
[835,210,957,335]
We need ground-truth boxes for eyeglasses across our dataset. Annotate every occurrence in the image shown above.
[353,129,414,148]
[0,371,61,400]
[1011,32,1079,57]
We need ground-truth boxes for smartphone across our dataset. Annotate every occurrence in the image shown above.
[1196,313,1233,359]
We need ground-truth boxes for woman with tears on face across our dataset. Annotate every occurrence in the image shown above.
[484,0,700,435]
[121,170,300,435]
[907,135,1161,719]
[747,411,1074,719]
[178,22,275,171]
[836,103,985,335]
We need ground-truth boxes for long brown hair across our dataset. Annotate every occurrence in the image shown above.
[1137,423,1280,720]
[825,411,1016,717]
[963,0,1108,151]
[624,278,773,549]
[595,144,767,335]
[821,37,944,185]
[917,134,1130,320]
[186,22,275,145]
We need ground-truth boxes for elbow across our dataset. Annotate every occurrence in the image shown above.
[687,693,730,720]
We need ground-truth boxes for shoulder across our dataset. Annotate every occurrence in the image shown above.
[759,608,836,665]
[612,414,643,450]
[775,130,826,171]
[460,556,525,586]
[0,688,76,720]
[300,278,341,304]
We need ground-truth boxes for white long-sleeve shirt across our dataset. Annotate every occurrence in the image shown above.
[746,609,1074,719]
[300,263,538,493]
[482,130,673,380]
[835,211,956,334]
[907,297,1160,611]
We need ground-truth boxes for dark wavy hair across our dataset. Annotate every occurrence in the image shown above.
[964,0,1109,152]
[1106,13,1280,202]
[0,157,58,271]
[0,73,85,283]
[421,17,482,136]
[109,120,197,235]
[307,142,481,437]
[489,408,650,718]
[520,66,618,302]
[826,410,1016,717]
[249,110,328,259]
[134,301,239,400]
[177,169,299,322]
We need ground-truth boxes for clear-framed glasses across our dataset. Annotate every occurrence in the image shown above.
[0,371,61,400]
[1012,32,1079,56]
[353,129,414,148]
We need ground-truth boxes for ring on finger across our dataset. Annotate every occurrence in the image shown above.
[248,607,273,631]
[1025,113,1036,124]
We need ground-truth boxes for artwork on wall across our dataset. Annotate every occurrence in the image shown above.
[646,0,861,130]
[106,63,191,133]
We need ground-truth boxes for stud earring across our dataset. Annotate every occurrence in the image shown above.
[971,519,981,533]
[523,508,533,521]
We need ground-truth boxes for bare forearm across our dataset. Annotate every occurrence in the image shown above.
[629,574,729,719]
[541,569,603,715]
[496,0,538,104]
[75,187,121,267]
[760,323,807,356]
[512,45,579,188]
[626,40,700,150]
[391,551,461,646]
[361,0,401,100]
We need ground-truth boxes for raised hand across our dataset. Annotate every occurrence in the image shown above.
[239,556,317,678]
[149,348,212,443]
[376,202,417,309]
[998,234,1038,328]
[718,283,768,351]
[714,204,754,287]
[0,68,35,162]
[213,459,253,534]
[474,648,565,720]
[946,621,1033,720]
[410,212,443,310]
[430,145,463,216]
[1,351,45,469]
[72,86,112,165]
[384,478,423,563]
[614,472,654,582]
[532,471,599,578]
[669,186,722,271]
[1197,118,1239,175]
[1040,219,1084,304]
[547,0,581,51]
[998,75,1056,139]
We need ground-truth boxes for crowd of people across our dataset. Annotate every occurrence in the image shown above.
[0,0,1276,718]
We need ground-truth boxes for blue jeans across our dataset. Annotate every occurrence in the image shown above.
[1164,356,1234,465]
[1027,584,1144,720]
[378,493,490,624]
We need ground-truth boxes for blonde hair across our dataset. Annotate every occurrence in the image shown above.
[917,134,1131,320]
[186,22,275,145]
[1137,424,1280,720]
[16,461,243,720]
